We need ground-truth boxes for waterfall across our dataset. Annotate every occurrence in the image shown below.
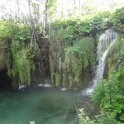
[83,30,117,95]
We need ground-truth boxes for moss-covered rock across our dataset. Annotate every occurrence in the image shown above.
[49,36,96,89]
[104,34,124,79]
[0,41,8,70]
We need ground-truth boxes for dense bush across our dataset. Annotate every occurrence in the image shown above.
[111,7,124,32]
[92,66,124,122]
[50,6,124,43]
[50,10,112,39]
[78,108,95,124]
[78,109,121,124]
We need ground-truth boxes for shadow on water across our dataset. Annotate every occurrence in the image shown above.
[0,87,95,124]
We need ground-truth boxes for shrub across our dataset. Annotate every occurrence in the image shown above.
[78,108,95,124]
[50,10,112,39]
[92,66,124,122]
[111,7,124,32]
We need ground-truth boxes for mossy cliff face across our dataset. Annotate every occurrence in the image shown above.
[104,34,124,78]
[48,10,111,89]
[0,21,50,89]
[104,6,124,76]
[0,39,17,89]
[49,6,124,90]
[0,40,9,70]
[31,37,50,86]
[0,6,123,90]
[0,37,50,89]
[49,37,96,89]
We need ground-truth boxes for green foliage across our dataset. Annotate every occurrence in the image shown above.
[0,21,31,41]
[0,20,37,86]
[92,11,112,30]
[47,0,57,18]
[91,32,124,124]
[51,10,112,39]
[78,108,95,124]
[49,6,124,90]
[65,37,95,69]
[92,66,124,122]
[78,109,121,124]
[116,35,124,58]
[55,72,61,86]
[50,6,124,44]
[0,21,16,40]
[8,44,34,85]
[49,35,95,88]
[106,34,124,74]
[79,100,122,124]
[111,7,124,32]
[96,111,121,124]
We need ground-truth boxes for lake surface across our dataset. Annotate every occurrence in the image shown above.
[0,87,90,124]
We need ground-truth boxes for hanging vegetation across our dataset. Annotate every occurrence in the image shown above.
[0,20,38,87]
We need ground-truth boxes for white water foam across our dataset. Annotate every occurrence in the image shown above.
[61,87,67,91]
[38,83,52,88]
[82,30,117,95]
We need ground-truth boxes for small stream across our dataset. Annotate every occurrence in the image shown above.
[0,87,93,124]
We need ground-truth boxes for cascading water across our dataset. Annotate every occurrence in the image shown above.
[83,30,117,95]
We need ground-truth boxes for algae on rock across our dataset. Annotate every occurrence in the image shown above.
[49,36,96,89]
[104,34,124,79]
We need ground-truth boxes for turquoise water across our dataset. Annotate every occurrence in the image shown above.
[0,88,85,124]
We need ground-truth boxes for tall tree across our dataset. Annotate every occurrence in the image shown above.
[44,0,48,34]
[44,0,57,34]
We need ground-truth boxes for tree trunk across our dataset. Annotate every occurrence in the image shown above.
[79,0,81,15]
[44,0,48,34]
